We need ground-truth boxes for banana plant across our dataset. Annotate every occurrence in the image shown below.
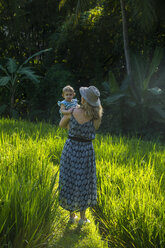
[0,48,52,116]
[103,47,165,124]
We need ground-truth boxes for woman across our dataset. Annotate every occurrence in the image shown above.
[59,86,103,225]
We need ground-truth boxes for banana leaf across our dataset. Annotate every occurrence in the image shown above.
[0,76,11,86]
[104,93,126,105]
[7,58,18,74]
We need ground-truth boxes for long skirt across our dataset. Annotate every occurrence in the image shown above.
[59,139,97,211]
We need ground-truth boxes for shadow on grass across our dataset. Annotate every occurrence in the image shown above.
[53,222,86,248]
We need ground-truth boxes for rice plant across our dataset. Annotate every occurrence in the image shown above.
[94,135,165,247]
[0,118,164,248]
[0,118,65,248]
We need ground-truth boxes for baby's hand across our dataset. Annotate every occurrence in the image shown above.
[68,107,75,113]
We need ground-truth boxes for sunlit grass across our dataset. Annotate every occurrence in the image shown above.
[0,118,164,247]
[94,135,165,247]
[0,118,65,247]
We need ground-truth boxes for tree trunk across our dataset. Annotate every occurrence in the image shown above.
[10,88,15,110]
[120,0,131,76]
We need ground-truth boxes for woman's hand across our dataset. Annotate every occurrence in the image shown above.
[59,114,71,129]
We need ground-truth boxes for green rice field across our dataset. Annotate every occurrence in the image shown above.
[0,118,164,248]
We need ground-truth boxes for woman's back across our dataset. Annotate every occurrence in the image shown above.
[69,110,96,140]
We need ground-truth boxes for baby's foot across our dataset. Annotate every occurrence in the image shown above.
[78,218,90,225]
[68,215,78,224]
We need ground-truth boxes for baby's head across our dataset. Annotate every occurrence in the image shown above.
[62,85,75,102]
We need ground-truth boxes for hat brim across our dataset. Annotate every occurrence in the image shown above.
[79,87,101,107]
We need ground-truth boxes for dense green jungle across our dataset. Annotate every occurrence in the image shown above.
[0,0,165,140]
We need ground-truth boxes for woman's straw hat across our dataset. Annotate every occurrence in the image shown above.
[79,86,101,107]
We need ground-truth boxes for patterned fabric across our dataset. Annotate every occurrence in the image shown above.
[69,115,95,140]
[57,99,78,117]
[59,114,97,211]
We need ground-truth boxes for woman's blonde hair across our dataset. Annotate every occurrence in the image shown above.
[81,101,103,120]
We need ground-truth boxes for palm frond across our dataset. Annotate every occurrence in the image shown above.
[59,0,67,10]
[18,67,40,83]
[104,93,126,105]
[131,54,146,90]
[20,48,52,68]
[6,58,18,74]
[76,0,88,15]
[131,0,157,31]
[0,76,11,86]
[144,47,163,89]
[76,0,82,14]
[108,71,119,93]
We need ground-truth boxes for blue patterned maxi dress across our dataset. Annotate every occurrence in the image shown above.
[59,114,97,211]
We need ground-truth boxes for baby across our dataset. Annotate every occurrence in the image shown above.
[57,85,78,118]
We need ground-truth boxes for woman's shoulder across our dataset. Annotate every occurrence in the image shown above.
[73,107,94,125]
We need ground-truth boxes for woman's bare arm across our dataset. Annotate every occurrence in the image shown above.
[59,114,71,129]
[60,104,73,115]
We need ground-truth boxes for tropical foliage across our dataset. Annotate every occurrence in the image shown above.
[102,47,165,136]
[0,0,165,137]
[0,49,51,117]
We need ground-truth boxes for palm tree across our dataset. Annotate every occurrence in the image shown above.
[59,0,157,76]
[120,0,131,75]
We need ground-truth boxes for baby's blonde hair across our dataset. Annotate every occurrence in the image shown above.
[62,85,75,94]
[81,101,103,120]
